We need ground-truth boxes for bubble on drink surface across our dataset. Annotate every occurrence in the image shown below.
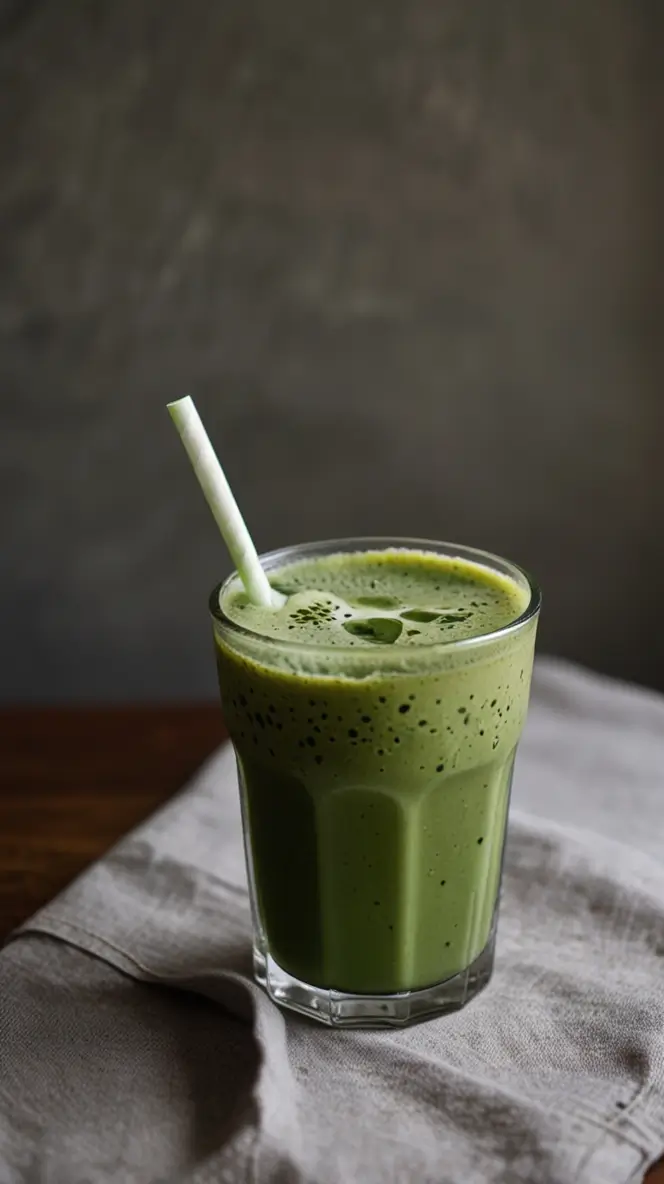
[354,594,401,610]
[342,618,403,644]
[400,609,439,623]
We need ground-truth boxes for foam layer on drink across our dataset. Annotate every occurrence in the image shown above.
[221,549,528,655]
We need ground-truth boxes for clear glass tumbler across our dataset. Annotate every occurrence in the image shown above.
[210,538,540,1028]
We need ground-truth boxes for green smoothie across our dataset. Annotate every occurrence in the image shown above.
[212,545,538,997]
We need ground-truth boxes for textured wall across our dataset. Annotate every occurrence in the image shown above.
[2,0,663,699]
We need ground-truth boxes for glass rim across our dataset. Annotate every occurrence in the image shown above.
[209,536,541,656]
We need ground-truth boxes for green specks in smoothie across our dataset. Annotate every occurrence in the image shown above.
[398,704,411,714]
[418,719,428,727]
[342,618,403,644]
[290,600,335,626]
[436,764,444,772]
[477,837,484,845]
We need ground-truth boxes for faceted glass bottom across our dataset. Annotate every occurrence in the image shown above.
[253,927,496,1028]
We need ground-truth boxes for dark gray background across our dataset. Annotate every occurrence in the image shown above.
[2,0,663,701]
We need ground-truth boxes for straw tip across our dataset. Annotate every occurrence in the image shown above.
[167,395,194,417]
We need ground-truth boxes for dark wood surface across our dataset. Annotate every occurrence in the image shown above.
[0,705,225,938]
[0,706,662,1183]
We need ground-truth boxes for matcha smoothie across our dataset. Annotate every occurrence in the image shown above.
[211,538,539,1025]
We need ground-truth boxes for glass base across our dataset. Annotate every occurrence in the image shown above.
[253,932,496,1028]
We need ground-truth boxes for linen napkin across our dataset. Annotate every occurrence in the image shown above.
[1,658,663,1184]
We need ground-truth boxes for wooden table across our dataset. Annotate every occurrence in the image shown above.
[0,705,226,938]
[1,706,662,1182]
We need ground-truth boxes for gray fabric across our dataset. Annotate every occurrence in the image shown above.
[1,659,664,1184]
